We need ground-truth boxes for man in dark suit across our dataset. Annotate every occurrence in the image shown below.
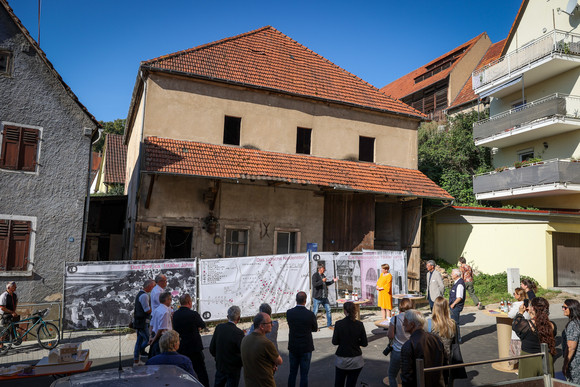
[173,293,210,387]
[311,263,338,328]
[209,305,244,387]
[286,291,318,387]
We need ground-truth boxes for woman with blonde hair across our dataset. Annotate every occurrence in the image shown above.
[507,287,530,370]
[427,296,456,359]
[376,263,393,320]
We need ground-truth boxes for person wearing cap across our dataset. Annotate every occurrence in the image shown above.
[0,281,19,326]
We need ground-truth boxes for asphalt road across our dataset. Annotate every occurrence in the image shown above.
[4,316,570,387]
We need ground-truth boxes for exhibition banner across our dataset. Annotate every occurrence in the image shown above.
[63,259,197,330]
[198,254,309,321]
[310,250,407,306]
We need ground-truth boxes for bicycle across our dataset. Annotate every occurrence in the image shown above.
[0,308,60,354]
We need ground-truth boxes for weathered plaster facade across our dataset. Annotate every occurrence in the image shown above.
[0,3,98,302]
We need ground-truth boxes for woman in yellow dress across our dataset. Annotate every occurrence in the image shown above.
[376,263,393,319]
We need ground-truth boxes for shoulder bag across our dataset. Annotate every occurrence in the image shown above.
[383,315,396,356]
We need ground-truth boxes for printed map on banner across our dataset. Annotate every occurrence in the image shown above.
[64,259,196,330]
[311,251,406,307]
[199,254,309,321]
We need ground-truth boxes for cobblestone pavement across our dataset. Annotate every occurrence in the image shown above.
[1,298,575,386]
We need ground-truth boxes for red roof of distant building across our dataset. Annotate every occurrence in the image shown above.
[143,137,452,200]
[447,39,506,110]
[380,33,486,100]
[104,134,127,184]
[142,26,424,119]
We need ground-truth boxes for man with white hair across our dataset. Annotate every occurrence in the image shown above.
[449,268,465,342]
[425,260,444,312]
[400,310,446,387]
[0,281,19,326]
[146,329,195,376]
[210,305,244,387]
[150,274,167,312]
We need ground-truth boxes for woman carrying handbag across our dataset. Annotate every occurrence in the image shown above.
[386,298,413,387]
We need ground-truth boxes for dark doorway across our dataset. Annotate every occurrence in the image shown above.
[553,232,580,286]
[165,227,193,259]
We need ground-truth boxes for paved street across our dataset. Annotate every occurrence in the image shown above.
[0,300,575,386]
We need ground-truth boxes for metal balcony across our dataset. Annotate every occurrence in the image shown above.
[473,159,580,200]
[473,30,580,98]
[473,94,580,147]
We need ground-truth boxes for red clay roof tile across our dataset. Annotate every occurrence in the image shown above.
[104,134,127,184]
[380,33,486,100]
[142,26,424,119]
[143,137,452,200]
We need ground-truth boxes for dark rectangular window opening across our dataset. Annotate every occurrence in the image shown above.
[165,226,193,259]
[296,127,312,155]
[223,116,241,145]
[0,51,11,75]
[359,136,375,162]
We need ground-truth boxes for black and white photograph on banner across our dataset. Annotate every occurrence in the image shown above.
[199,253,309,321]
[63,259,196,330]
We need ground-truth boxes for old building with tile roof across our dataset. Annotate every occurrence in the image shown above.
[124,26,450,290]
[94,134,127,194]
[381,33,491,121]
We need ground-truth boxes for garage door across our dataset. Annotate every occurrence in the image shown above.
[553,232,580,287]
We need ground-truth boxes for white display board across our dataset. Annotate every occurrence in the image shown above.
[310,250,407,306]
[198,253,309,321]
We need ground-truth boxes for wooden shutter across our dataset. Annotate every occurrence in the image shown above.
[0,126,21,170]
[0,220,8,270]
[8,221,30,270]
[20,128,39,171]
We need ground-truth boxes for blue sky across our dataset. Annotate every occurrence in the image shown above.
[8,0,522,122]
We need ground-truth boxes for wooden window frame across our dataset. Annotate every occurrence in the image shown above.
[273,228,301,254]
[0,122,42,173]
[0,215,36,275]
[224,227,250,258]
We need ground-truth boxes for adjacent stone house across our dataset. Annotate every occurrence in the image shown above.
[0,0,99,301]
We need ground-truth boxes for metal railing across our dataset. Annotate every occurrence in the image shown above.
[473,158,580,195]
[415,343,550,387]
[473,30,580,89]
[472,93,580,141]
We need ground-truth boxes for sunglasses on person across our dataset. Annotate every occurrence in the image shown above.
[562,305,569,310]
[261,321,273,326]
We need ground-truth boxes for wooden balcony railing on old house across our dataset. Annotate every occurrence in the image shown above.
[473,159,580,200]
[472,93,580,147]
[473,30,580,95]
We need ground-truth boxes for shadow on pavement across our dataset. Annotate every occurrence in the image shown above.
[461,324,496,344]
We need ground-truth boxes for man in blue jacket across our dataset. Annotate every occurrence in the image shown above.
[146,330,195,376]
[286,291,318,387]
[449,268,465,342]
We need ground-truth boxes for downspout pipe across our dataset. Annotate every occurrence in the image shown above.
[80,127,101,261]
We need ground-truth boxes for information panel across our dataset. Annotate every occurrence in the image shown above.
[198,254,309,321]
[63,259,196,330]
[310,250,407,306]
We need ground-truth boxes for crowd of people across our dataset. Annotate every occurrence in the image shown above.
[0,257,577,387]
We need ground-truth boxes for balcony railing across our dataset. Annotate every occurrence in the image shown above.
[473,93,580,141]
[473,159,580,195]
[473,30,580,90]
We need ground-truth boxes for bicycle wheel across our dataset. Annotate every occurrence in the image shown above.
[0,327,13,355]
[37,322,59,349]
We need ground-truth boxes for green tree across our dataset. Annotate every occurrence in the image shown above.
[418,111,492,206]
[93,118,126,153]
